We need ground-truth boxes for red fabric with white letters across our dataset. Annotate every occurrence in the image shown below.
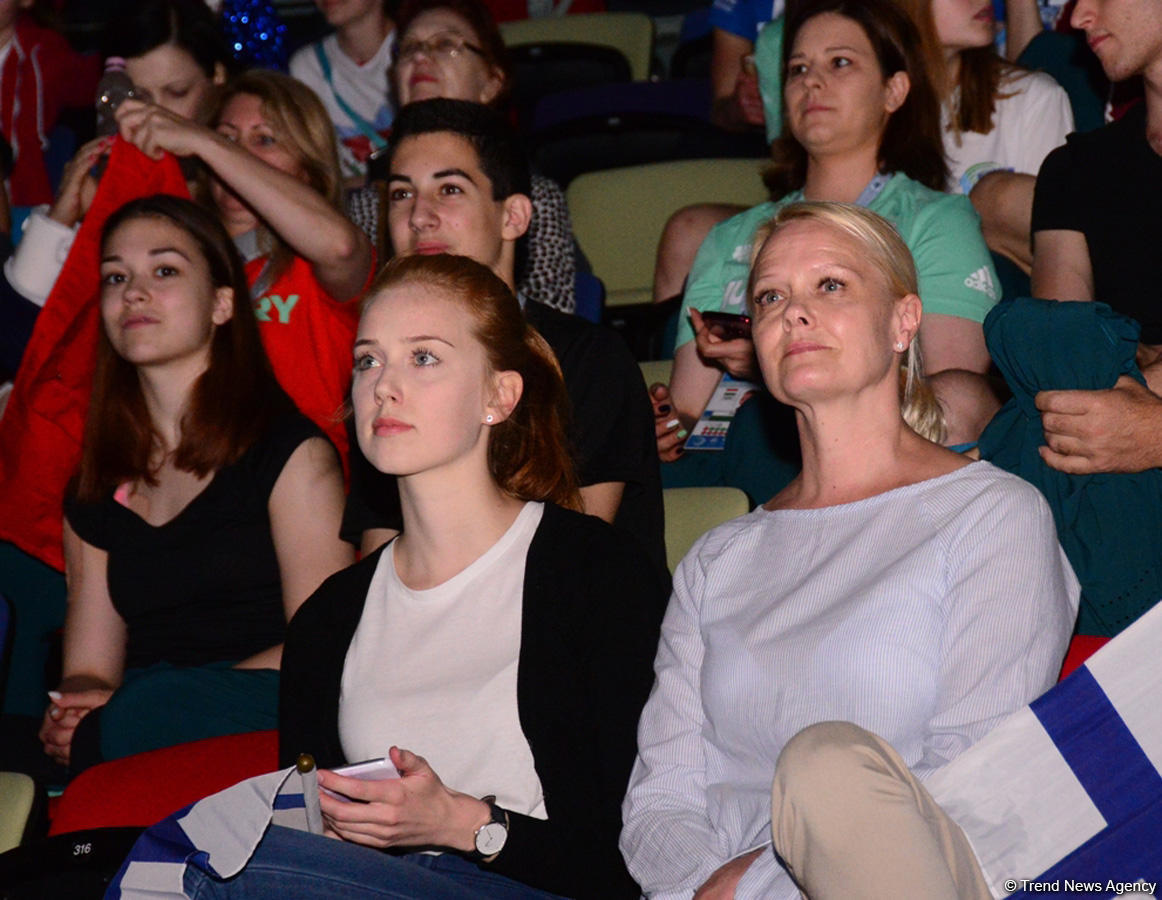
[244,254,361,468]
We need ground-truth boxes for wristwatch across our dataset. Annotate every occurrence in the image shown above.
[471,795,509,860]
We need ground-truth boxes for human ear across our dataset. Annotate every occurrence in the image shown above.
[212,286,235,325]
[501,194,533,242]
[212,62,228,87]
[478,67,505,105]
[883,71,910,114]
[485,369,523,424]
[892,292,922,348]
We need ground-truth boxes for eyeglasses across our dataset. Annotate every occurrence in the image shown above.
[396,32,486,64]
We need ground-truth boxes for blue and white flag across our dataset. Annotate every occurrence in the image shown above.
[928,601,1162,898]
[106,766,310,899]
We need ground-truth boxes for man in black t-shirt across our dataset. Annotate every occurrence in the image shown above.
[1030,0,1162,475]
[343,100,666,574]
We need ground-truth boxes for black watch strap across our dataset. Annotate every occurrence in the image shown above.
[469,795,509,861]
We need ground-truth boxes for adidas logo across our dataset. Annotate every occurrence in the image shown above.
[964,267,997,300]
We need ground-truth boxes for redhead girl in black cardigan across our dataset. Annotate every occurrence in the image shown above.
[184,254,666,900]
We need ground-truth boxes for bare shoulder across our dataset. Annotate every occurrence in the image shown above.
[278,436,343,485]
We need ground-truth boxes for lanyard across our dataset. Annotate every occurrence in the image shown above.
[854,172,891,208]
[314,43,388,151]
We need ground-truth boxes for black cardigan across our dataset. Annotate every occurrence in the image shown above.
[279,503,668,899]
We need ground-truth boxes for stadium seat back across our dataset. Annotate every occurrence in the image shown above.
[500,12,654,81]
[567,158,768,307]
[663,486,750,572]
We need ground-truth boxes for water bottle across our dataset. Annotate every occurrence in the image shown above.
[95,58,135,137]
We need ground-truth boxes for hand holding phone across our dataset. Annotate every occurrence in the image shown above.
[700,311,753,341]
[322,756,401,802]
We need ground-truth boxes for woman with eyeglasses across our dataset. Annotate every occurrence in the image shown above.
[387,0,578,314]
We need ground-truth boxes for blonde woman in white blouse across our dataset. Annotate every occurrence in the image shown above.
[621,202,1078,900]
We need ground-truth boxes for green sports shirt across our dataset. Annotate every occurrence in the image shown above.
[675,172,999,350]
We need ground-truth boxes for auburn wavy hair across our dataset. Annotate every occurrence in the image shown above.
[362,254,581,510]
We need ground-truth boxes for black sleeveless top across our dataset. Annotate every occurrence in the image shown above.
[64,412,325,669]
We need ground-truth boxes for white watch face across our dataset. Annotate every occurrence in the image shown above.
[476,821,507,855]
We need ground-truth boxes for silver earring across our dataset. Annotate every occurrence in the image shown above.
[895,341,906,351]
[485,414,494,423]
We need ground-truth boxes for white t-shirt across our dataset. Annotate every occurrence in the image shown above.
[943,69,1074,195]
[289,30,396,180]
[339,501,548,820]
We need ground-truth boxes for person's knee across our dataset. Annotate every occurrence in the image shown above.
[660,205,737,263]
[772,721,881,809]
[659,206,705,262]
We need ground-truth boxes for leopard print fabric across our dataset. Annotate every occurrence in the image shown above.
[519,174,577,314]
[345,186,382,255]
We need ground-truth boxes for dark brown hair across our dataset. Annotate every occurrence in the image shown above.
[394,0,514,109]
[765,0,948,197]
[363,254,581,510]
[897,0,1013,136]
[104,0,234,81]
[74,195,293,503]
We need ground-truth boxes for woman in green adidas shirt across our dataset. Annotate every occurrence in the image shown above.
[658,0,999,459]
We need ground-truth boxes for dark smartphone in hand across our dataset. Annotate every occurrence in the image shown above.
[366,144,391,185]
[700,311,752,341]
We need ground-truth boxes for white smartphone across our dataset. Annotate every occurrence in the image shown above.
[322,756,400,802]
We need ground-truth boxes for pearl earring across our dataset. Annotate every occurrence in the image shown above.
[895,341,906,351]
[485,414,494,423]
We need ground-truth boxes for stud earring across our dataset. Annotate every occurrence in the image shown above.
[485,414,494,423]
[895,341,906,351]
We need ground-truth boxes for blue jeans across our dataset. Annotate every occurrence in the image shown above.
[182,825,571,900]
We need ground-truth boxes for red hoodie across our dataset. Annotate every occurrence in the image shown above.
[0,16,101,206]
[0,141,188,571]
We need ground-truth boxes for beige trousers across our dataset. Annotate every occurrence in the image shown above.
[770,721,994,900]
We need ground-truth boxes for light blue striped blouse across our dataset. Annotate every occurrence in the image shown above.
[621,461,1080,899]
